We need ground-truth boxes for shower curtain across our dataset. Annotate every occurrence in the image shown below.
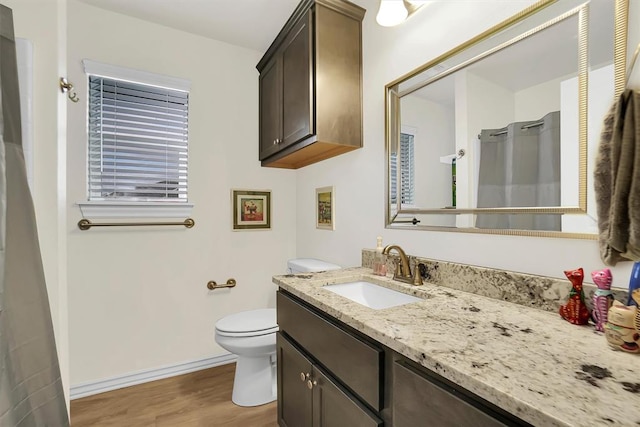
[0,5,69,426]
[476,111,561,231]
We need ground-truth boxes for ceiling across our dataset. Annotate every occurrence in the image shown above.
[76,0,303,53]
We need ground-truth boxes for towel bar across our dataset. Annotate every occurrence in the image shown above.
[207,279,237,290]
[77,218,195,230]
[393,217,420,225]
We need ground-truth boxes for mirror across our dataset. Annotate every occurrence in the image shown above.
[385,0,629,238]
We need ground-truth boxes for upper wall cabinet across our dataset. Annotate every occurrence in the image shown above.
[257,0,365,169]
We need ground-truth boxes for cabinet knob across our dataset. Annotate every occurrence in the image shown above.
[300,372,310,382]
[273,139,277,145]
[306,379,317,390]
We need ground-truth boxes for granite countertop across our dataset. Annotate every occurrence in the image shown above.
[273,267,640,427]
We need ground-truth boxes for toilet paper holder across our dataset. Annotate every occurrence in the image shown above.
[207,278,237,290]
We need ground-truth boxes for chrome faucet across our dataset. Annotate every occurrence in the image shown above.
[382,244,422,285]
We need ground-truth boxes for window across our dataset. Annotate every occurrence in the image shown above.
[80,61,191,220]
[87,75,189,202]
[390,131,415,205]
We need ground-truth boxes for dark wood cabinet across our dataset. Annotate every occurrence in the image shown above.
[259,12,312,161]
[258,57,282,160]
[313,364,382,427]
[277,290,383,411]
[393,360,525,427]
[281,12,313,149]
[277,289,531,427]
[277,333,382,427]
[257,0,365,169]
[277,333,313,427]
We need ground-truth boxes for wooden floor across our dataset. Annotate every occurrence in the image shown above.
[71,363,277,426]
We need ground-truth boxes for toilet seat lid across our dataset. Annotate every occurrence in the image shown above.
[216,308,277,334]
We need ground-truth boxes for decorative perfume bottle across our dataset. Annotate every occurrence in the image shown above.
[559,268,590,325]
[373,236,387,276]
[591,268,613,332]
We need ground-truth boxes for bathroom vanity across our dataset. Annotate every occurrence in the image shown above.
[274,268,640,426]
[277,290,525,426]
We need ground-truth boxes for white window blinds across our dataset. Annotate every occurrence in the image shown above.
[87,75,189,202]
[390,132,415,205]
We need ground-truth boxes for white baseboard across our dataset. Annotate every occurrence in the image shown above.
[70,353,237,400]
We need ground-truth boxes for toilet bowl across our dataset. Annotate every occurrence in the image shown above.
[215,309,278,407]
[214,258,341,407]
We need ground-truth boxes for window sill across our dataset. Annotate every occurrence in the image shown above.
[77,201,194,219]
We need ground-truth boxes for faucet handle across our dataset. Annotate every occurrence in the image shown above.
[412,262,423,286]
[413,269,423,285]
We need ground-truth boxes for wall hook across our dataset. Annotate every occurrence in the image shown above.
[59,77,79,103]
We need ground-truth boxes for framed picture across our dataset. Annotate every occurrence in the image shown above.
[316,186,335,230]
[232,189,271,231]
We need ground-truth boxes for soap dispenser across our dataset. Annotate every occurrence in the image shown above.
[373,236,387,276]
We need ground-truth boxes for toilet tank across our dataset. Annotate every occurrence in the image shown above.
[287,258,341,274]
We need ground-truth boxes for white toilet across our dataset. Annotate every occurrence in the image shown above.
[214,258,341,407]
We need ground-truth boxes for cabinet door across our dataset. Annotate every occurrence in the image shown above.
[281,9,313,148]
[312,366,382,427]
[393,361,515,427]
[277,291,383,410]
[277,333,313,427]
[258,56,282,160]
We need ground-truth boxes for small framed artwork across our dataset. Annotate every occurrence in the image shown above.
[232,189,271,231]
[316,186,335,230]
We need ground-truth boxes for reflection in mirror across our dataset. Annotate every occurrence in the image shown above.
[386,0,627,238]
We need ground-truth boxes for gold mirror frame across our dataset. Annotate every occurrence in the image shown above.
[384,0,629,239]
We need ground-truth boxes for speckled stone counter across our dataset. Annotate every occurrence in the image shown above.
[273,267,640,427]
[361,249,629,312]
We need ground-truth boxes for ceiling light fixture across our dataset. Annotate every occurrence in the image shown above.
[376,0,426,27]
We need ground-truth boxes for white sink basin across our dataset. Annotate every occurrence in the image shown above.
[323,281,422,309]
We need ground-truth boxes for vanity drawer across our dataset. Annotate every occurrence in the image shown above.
[277,291,383,411]
[393,359,530,427]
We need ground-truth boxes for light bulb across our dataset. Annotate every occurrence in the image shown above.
[376,0,409,27]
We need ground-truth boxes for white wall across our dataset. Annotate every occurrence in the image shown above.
[401,94,455,219]
[560,64,614,233]
[296,0,637,288]
[514,78,561,121]
[5,0,69,403]
[65,0,296,385]
[560,75,580,212]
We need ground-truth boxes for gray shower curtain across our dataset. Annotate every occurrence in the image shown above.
[0,5,69,426]
[476,111,561,231]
